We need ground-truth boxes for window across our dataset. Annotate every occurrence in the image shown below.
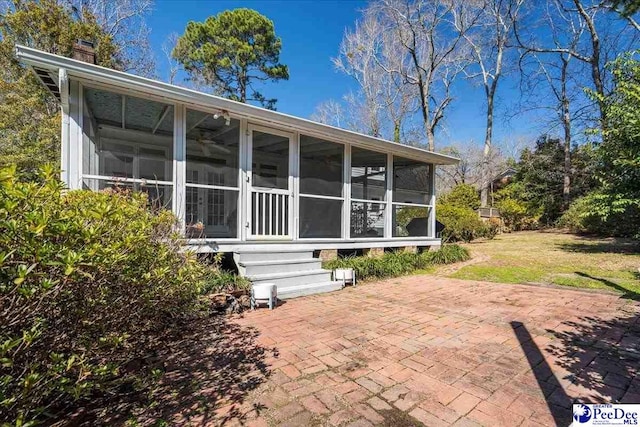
[392,156,433,237]
[185,109,240,238]
[298,135,344,238]
[350,147,387,238]
[81,87,173,208]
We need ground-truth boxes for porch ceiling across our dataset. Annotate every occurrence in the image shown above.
[16,45,459,166]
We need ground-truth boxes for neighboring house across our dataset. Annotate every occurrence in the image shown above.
[478,168,516,219]
[17,43,458,298]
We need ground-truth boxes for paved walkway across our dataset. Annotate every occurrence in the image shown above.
[225,276,639,426]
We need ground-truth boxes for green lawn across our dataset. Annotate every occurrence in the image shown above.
[445,231,640,299]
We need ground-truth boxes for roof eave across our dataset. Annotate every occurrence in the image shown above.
[15,45,459,166]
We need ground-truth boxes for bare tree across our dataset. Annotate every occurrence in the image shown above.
[377,26,419,142]
[437,142,507,195]
[333,11,385,137]
[453,0,525,206]
[311,99,346,129]
[66,0,155,76]
[515,3,584,209]
[311,94,378,135]
[371,0,477,150]
[514,0,639,208]
[514,0,639,130]
[333,8,417,141]
[332,0,474,149]
[162,32,180,84]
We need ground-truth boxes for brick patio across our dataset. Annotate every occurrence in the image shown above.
[226,276,640,426]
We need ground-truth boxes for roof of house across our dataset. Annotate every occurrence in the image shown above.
[492,167,517,182]
[16,45,459,166]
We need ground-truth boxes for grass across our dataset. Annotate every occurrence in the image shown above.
[447,231,640,299]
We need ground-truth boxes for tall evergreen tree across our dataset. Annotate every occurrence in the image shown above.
[172,8,289,109]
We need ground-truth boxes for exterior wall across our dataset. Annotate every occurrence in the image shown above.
[318,249,338,262]
[363,247,385,258]
[401,246,418,254]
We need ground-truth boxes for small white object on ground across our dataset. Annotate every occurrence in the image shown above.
[334,268,356,287]
[251,283,277,310]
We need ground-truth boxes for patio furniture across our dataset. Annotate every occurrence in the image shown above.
[334,268,356,287]
[251,283,277,310]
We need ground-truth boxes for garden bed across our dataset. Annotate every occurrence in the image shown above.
[323,244,470,281]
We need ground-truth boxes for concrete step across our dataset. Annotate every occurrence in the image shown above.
[278,281,344,299]
[248,269,333,289]
[239,258,322,276]
[235,250,313,263]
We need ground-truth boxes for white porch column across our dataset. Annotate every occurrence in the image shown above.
[430,164,437,238]
[239,118,249,241]
[292,132,300,240]
[59,69,69,185]
[66,80,82,190]
[172,104,186,232]
[385,153,393,238]
[343,144,351,239]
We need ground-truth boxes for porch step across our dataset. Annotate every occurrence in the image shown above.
[278,281,344,299]
[235,250,312,263]
[234,249,342,299]
[239,258,321,276]
[248,269,333,289]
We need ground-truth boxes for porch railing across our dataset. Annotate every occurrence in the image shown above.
[251,189,289,237]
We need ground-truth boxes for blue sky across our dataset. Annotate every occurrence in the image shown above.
[148,0,538,150]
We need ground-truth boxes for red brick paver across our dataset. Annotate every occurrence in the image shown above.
[230,276,640,426]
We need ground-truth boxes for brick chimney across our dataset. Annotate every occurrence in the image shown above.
[72,40,96,64]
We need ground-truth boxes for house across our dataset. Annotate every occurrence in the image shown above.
[478,167,516,219]
[16,43,459,298]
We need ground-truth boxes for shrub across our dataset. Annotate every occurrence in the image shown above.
[495,196,530,231]
[0,165,208,424]
[557,195,591,233]
[201,268,252,295]
[493,183,540,231]
[439,183,481,210]
[558,192,640,238]
[436,203,494,242]
[422,244,471,265]
[323,244,470,281]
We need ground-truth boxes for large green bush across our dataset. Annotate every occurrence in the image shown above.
[436,203,497,242]
[439,183,481,210]
[558,192,640,238]
[583,52,640,236]
[436,184,497,242]
[0,166,208,424]
[324,245,470,281]
[494,183,540,231]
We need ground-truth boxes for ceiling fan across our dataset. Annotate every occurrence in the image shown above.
[195,134,231,156]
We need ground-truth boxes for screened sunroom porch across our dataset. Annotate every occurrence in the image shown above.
[16,45,458,254]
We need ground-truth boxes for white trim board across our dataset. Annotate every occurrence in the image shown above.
[189,238,442,253]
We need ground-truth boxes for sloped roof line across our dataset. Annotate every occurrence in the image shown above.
[15,44,459,166]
